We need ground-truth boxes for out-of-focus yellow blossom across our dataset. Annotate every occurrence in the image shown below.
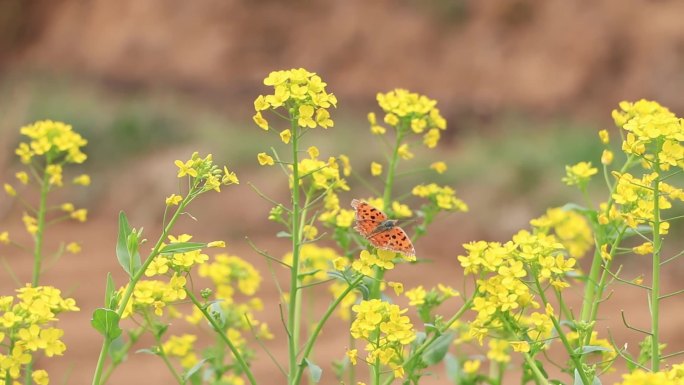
[32,369,49,385]
[598,129,610,144]
[72,174,91,186]
[405,286,426,306]
[165,194,183,206]
[371,162,383,176]
[430,161,447,174]
[22,213,38,235]
[258,153,275,166]
[531,207,593,258]
[302,225,318,240]
[391,201,412,218]
[15,172,29,185]
[601,149,614,165]
[66,242,81,254]
[633,242,653,255]
[162,334,199,369]
[388,281,404,295]
[60,203,74,212]
[487,339,511,363]
[413,183,468,212]
[4,184,16,197]
[463,360,481,374]
[283,244,339,284]
[397,144,414,160]
[70,209,88,223]
[253,111,269,130]
[279,129,291,144]
[307,146,319,159]
[0,231,9,245]
[562,161,598,187]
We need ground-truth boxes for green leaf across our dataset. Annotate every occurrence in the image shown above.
[159,242,206,255]
[116,211,141,277]
[577,345,612,355]
[304,358,322,383]
[443,353,461,382]
[91,308,122,340]
[421,332,454,365]
[183,358,208,381]
[104,273,115,308]
[276,231,292,238]
[136,348,158,355]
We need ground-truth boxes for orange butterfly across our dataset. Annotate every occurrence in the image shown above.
[351,199,415,257]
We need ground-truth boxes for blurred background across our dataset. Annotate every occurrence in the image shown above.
[1,0,684,384]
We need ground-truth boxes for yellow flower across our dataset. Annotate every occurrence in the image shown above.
[258,153,275,166]
[463,360,481,374]
[371,124,386,135]
[562,161,598,187]
[371,162,383,176]
[253,111,269,130]
[316,109,333,128]
[633,242,653,255]
[70,209,88,222]
[279,129,291,144]
[298,105,316,128]
[302,225,318,240]
[346,349,358,365]
[174,159,198,178]
[598,129,609,144]
[430,161,447,174]
[423,128,440,148]
[510,341,530,352]
[0,231,9,245]
[405,286,426,306]
[307,146,319,159]
[66,242,81,254]
[397,144,414,160]
[338,154,351,176]
[335,209,355,227]
[72,174,91,186]
[208,241,226,248]
[601,149,614,165]
[32,369,49,385]
[254,95,269,111]
[46,164,63,186]
[15,172,29,185]
[4,183,16,197]
[388,282,404,295]
[165,194,183,206]
[60,203,74,212]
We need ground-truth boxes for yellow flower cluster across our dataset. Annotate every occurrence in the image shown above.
[174,152,239,192]
[282,244,340,284]
[352,249,414,276]
[370,89,447,149]
[253,68,337,131]
[291,150,350,192]
[458,230,574,345]
[613,100,684,170]
[614,362,684,385]
[612,172,683,231]
[530,207,593,258]
[119,274,187,318]
[562,161,598,187]
[350,299,416,378]
[0,285,79,382]
[145,234,210,275]
[412,183,469,212]
[162,334,199,369]
[15,120,87,165]
[192,253,272,340]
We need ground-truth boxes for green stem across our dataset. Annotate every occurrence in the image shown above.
[292,276,364,385]
[32,166,50,286]
[651,157,662,371]
[522,351,551,385]
[288,119,303,385]
[92,198,192,385]
[532,275,591,385]
[155,334,184,384]
[185,289,256,385]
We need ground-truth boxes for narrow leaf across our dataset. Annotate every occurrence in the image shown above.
[159,242,206,255]
[115,212,141,277]
[104,273,115,308]
[183,358,208,381]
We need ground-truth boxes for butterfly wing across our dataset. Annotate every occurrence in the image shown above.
[351,199,387,237]
[368,226,415,257]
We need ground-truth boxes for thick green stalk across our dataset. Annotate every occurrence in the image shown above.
[288,120,303,385]
[651,160,662,371]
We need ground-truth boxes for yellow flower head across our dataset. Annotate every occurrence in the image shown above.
[258,153,275,166]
